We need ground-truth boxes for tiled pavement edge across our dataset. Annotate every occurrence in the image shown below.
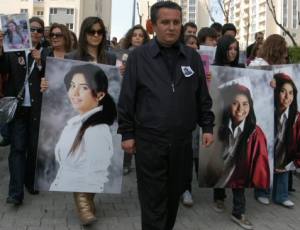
[1,146,300,230]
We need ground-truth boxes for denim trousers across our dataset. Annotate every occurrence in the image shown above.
[214,188,245,218]
[254,171,289,203]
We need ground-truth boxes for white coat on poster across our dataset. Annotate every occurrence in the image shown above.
[35,57,123,193]
[198,66,274,188]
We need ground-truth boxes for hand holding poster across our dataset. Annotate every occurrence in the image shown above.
[35,57,123,193]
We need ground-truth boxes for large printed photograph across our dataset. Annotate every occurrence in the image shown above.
[269,64,300,172]
[35,57,123,193]
[198,66,274,189]
[0,13,32,52]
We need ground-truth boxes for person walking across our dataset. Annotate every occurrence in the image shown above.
[117,1,214,230]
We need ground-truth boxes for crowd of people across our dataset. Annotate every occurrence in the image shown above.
[0,1,299,230]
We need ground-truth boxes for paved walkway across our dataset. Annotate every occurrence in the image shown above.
[1,145,300,230]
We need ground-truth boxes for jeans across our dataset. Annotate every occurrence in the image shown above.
[272,171,289,203]
[214,188,245,218]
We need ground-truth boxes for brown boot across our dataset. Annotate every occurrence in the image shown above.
[87,193,96,214]
[73,192,97,225]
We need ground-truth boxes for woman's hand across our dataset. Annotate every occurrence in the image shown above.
[270,79,276,88]
[31,48,41,65]
[274,168,286,173]
[119,64,126,77]
[40,77,48,92]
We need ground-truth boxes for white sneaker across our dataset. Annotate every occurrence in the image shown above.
[231,214,253,230]
[257,196,270,205]
[281,200,294,208]
[182,190,194,207]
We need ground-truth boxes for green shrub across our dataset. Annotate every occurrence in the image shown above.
[288,47,300,64]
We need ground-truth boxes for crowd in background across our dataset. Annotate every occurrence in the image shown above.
[0,1,298,229]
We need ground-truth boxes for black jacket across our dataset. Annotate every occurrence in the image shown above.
[2,48,48,114]
[118,39,215,140]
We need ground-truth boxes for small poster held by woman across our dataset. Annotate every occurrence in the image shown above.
[35,57,123,194]
[0,13,32,52]
[198,66,274,189]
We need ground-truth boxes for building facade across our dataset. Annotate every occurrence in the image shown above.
[137,0,209,32]
[0,0,112,36]
[224,0,300,48]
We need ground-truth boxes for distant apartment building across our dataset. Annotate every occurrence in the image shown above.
[137,0,209,32]
[0,0,112,36]
[224,0,300,48]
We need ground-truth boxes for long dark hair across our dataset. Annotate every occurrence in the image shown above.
[49,23,72,52]
[274,73,298,149]
[6,20,24,43]
[64,63,117,154]
[219,84,256,163]
[214,35,239,67]
[122,24,150,49]
[78,17,107,63]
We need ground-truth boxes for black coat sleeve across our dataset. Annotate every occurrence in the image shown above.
[194,51,215,133]
[117,51,137,140]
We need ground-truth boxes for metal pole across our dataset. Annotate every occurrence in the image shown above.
[132,0,137,26]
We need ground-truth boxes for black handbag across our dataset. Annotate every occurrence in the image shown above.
[0,58,36,124]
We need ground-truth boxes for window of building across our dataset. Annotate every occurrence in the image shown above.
[20,9,28,14]
[50,8,57,14]
[282,0,288,27]
[37,11,44,16]
[66,23,74,30]
[293,0,298,28]
[66,8,74,15]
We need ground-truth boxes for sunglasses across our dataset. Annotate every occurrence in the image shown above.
[50,32,63,38]
[30,27,44,33]
[87,29,104,36]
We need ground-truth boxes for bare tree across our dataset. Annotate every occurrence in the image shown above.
[266,0,298,47]
[204,0,232,23]
[204,0,216,23]
[217,0,231,23]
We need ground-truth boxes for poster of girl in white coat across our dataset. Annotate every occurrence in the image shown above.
[36,58,123,193]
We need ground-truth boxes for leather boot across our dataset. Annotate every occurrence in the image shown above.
[87,193,96,214]
[73,192,97,225]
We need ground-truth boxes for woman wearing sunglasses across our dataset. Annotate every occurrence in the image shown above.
[63,16,116,225]
[48,23,72,58]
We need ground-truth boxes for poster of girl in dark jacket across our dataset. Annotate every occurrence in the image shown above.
[198,66,274,189]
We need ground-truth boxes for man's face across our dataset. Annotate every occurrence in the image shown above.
[153,8,182,47]
[223,30,236,38]
[255,34,264,43]
[184,26,197,36]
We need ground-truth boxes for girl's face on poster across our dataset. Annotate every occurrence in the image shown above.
[186,37,198,50]
[30,21,43,45]
[50,27,65,48]
[131,28,144,48]
[227,41,238,62]
[230,94,250,125]
[68,73,104,115]
[279,83,294,112]
[8,22,16,32]
[86,23,103,48]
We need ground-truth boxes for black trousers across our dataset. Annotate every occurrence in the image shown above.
[8,107,38,200]
[213,188,245,218]
[135,133,192,230]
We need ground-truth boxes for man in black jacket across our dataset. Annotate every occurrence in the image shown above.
[1,17,48,205]
[118,1,214,230]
